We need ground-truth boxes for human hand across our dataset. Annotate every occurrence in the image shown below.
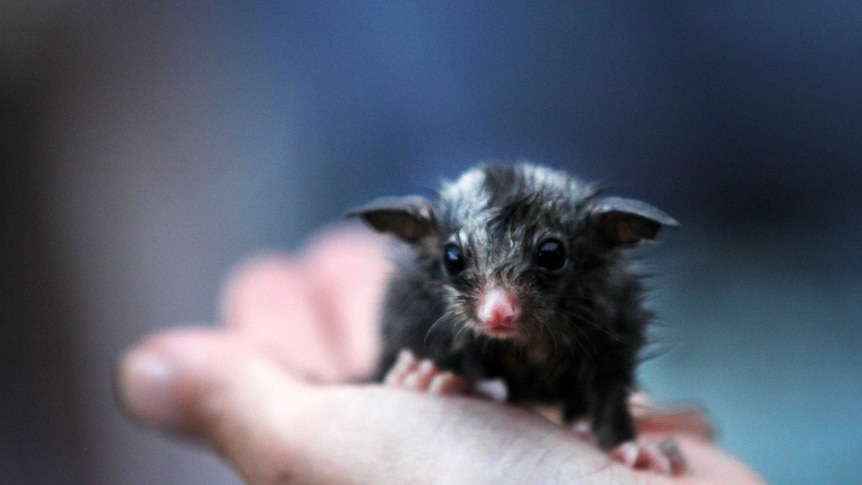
[115,225,766,484]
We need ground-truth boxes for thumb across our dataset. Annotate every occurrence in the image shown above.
[114,329,335,484]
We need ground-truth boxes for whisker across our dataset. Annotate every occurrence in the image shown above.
[565,324,596,367]
[534,313,561,362]
[423,314,451,347]
[561,308,624,344]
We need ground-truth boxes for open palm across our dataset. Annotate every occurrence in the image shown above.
[117,226,764,484]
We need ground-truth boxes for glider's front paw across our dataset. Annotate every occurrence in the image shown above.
[383,350,472,396]
[611,439,687,476]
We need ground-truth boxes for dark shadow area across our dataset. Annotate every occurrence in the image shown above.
[0,68,90,485]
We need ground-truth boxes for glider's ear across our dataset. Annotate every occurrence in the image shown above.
[590,196,679,246]
[346,196,436,243]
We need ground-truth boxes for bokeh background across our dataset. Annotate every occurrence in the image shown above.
[3,2,860,484]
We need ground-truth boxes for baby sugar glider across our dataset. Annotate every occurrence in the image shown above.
[348,163,683,473]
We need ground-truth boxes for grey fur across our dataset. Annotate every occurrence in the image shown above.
[348,162,677,450]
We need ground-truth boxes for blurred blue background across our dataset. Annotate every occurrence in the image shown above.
[2,2,860,484]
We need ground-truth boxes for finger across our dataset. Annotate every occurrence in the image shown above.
[629,393,715,442]
[220,254,344,381]
[114,329,332,483]
[636,409,715,442]
[219,224,389,381]
[301,224,390,379]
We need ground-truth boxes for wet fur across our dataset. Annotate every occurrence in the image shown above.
[351,163,675,450]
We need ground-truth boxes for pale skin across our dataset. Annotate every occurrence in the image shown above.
[115,225,766,485]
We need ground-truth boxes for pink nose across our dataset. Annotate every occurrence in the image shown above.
[477,287,522,330]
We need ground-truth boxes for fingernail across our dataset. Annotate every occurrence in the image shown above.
[115,347,181,429]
